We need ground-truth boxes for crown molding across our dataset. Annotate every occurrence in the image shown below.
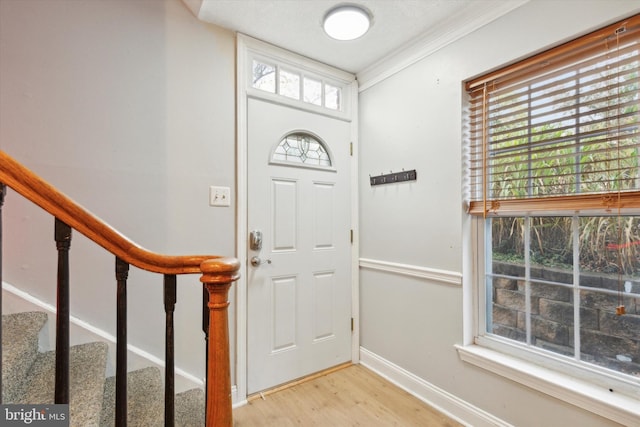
[180,0,204,19]
[356,0,529,92]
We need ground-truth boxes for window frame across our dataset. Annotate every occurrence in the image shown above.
[460,13,640,425]
[270,131,337,171]
[478,215,640,392]
[247,52,352,120]
[460,215,640,425]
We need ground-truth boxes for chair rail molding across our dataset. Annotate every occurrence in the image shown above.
[359,258,462,287]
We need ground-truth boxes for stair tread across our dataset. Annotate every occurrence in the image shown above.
[100,367,206,427]
[15,341,109,427]
[175,388,205,426]
[1,311,48,403]
[3,311,206,425]
[100,366,164,427]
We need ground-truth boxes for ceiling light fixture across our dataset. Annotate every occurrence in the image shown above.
[323,5,371,41]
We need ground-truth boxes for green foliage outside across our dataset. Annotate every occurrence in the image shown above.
[488,64,640,275]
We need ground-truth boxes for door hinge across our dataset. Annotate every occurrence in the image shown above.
[350,142,353,156]
[351,317,354,331]
[350,229,353,243]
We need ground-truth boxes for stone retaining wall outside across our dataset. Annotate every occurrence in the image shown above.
[491,261,640,377]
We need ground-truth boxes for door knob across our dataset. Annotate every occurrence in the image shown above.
[250,256,272,267]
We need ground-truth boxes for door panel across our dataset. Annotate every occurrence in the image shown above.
[272,275,297,351]
[247,98,351,394]
[313,182,334,249]
[313,271,336,340]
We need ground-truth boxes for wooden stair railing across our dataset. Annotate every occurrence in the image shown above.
[0,150,240,426]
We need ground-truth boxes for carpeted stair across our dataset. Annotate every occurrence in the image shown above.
[2,311,205,426]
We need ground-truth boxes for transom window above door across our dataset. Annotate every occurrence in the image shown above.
[252,59,343,112]
[272,132,333,169]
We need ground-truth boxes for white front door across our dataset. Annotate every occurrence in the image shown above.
[247,97,352,394]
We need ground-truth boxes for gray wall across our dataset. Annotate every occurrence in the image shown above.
[2,0,639,423]
[0,0,236,384]
[358,1,638,426]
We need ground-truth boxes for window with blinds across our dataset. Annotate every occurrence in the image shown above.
[465,15,640,404]
[466,14,640,216]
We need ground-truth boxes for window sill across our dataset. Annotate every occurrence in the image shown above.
[455,344,640,426]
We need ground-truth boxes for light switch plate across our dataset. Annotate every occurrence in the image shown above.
[209,186,231,207]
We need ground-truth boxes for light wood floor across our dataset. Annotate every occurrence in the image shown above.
[232,364,463,426]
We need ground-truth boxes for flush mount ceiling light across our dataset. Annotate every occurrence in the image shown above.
[323,5,371,41]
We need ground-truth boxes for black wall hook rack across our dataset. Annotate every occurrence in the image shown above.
[370,169,417,186]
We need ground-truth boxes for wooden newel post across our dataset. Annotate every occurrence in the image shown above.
[200,257,240,427]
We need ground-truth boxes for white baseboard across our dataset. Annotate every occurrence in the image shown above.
[2,281,204,394]
[359,347,512,427]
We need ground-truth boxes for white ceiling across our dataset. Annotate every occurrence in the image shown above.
[193,0,529,75]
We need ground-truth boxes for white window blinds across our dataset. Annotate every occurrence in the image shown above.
[466,14,640,216]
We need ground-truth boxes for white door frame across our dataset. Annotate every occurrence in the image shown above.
[234,34,359,405]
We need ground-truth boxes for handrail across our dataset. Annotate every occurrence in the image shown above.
[0,150,231,275]
[0,149,240,426]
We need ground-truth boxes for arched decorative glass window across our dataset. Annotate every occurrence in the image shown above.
[272,132,333,168]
